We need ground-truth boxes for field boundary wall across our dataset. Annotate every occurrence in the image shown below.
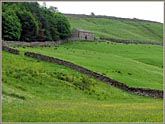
[24,51,163,98]
[2,36,163,47]
[100,37,163,45]
[2,46,19,55]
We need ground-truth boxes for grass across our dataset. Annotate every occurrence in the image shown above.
[2,51,163,122]
[66,16,163,42]
[15,40,163,90]
[2,12,163,122]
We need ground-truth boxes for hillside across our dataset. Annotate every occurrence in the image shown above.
[2,6,163,122]
[2,51,163,122]
[65,14,163,42]
[16,41,163,90]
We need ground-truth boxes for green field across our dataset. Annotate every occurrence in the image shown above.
[2,14,163,122]
[16,40,163,90]
[2,51,163,122]
[66,15,163,42]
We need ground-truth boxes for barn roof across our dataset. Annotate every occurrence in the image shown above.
[73,29,93,33]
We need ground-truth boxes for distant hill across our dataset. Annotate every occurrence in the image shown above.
[65,14,163,42]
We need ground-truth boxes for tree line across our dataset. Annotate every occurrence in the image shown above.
[2,2,71,42]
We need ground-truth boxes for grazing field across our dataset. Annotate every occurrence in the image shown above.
[66,15,163,42]
[2,51,163,122]
[16,40,163,90]
[3,14,163,123]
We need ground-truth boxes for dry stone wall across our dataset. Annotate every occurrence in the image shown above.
[24,51,163,98]
[100,37,163,46]
[3,37,162,47]
[2,44,163,98]
[2,46,19,55]
[2,40,71,47]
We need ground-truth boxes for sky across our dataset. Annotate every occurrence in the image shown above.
[38,1,164,23]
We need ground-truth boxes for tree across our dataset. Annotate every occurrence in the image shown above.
[2,2,71,42]
[17,10,39,41]
[18,2,52,41]
[2,8,21,41]
[54,13,71,39]
[91,12,95,16]
[39,8,59,41]
[36,23,45,41]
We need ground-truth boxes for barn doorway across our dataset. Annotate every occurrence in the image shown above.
[85,35,87,40]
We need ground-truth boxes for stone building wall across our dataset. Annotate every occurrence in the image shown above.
[72,29,94,40]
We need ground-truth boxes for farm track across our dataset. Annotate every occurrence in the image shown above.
[2,46,163,98]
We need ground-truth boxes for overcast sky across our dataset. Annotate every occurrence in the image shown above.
[38,1,164,23]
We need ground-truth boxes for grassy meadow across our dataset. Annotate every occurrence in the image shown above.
[2,14,163,122]
[2,51,163,122]
[16,40,163,90]
[66,15,163,42]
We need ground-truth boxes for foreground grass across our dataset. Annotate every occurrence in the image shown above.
[2,51,163,122]
[16,40,163,90]
[3,100,163,122]
[67,16,163,42]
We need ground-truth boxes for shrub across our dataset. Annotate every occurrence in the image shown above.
[73,76,93,90]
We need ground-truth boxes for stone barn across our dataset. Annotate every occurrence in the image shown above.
[72,29,94,40]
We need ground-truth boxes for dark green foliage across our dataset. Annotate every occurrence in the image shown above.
[41,8,60,41]
[2,4,21,41]
[17,10,39,41]
[54,13,71,39]
[2,2,71,41]
[37,24,46,42]
[17,2,48,41]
